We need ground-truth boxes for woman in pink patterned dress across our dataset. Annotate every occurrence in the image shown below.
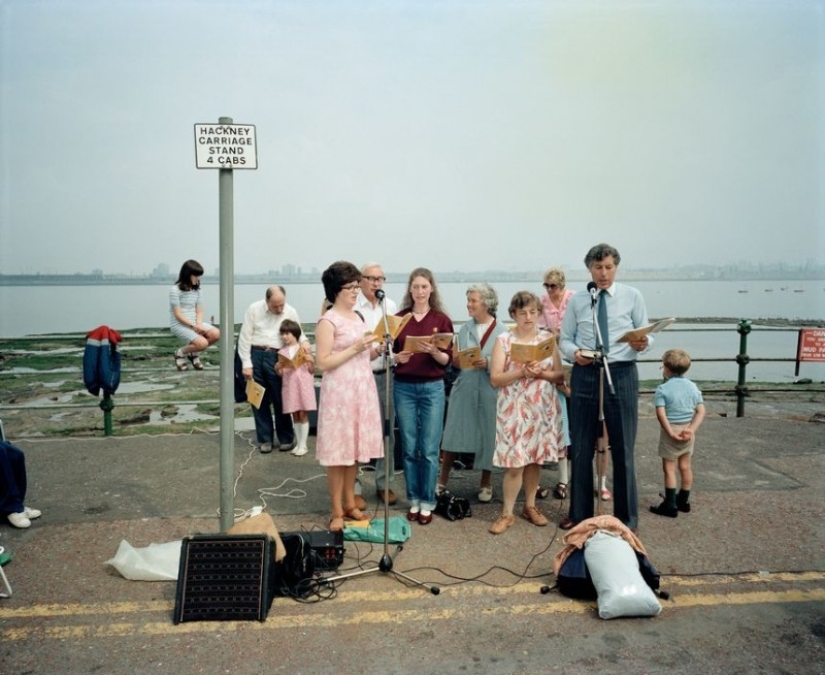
[315,261,384,532]
[489,291,565,535]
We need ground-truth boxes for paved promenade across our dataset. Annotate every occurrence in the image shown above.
[1,399,824,674]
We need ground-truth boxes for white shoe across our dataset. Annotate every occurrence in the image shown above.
[8,512,31,529]
[23,506,41,519]
[478,486,493,503]
[259,443,273,454]
[291,446,308,457]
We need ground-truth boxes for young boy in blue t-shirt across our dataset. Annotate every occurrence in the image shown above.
[650,349,705,518]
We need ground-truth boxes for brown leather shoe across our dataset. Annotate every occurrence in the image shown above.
[559,517,576,530]
[354,495,367,511]
[521,505,549,527]
[418,512,433,525]
[376,489,397,505]
[489,514,516,534]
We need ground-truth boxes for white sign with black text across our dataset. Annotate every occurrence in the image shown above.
[194,123,257,169]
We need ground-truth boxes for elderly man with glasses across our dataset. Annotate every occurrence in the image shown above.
[356,263,399,505]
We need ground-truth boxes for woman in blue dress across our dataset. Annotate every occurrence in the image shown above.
[438,283,507,503]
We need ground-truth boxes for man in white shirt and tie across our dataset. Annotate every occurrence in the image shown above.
[238,285,309,453]
[559,244,652,532]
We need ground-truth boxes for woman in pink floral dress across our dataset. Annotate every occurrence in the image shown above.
[489,291,565,535]
[315,261,384,532]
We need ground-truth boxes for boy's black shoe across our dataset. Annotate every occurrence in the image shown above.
[677,501,691,513]
[649,501,678,518]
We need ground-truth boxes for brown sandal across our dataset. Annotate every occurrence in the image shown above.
[174,350,188,371]
[553,482,568,500]
[343,508,371,521]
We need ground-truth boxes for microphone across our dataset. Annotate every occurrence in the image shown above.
[587,281,598,306]
[375,289,385,301]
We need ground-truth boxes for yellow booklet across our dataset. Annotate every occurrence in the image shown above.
[509,335,556,364]
[277,348,308,369]
[403,332,454,353]
[457,346,482,369]
[371,313,412,341]
[245,380,265,409]
[617,318,676,343]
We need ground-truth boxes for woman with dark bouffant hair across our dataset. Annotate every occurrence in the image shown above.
[169,259,220,370]
[315,261,384,532]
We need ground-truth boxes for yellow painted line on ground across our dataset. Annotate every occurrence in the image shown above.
[6,572,825,621]
[3,571,825,620]
[2,587,824,642]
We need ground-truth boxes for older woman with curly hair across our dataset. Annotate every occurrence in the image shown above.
[438,283,507,503]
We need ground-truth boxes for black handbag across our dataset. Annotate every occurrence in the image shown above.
[434,491,472,521]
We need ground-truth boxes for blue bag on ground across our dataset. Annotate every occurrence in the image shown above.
[342,517,412,544]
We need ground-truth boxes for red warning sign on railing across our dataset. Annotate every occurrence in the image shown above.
[796,328,825,375]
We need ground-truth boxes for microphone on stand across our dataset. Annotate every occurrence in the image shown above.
[375,289,385,301]
[587,281,598,306]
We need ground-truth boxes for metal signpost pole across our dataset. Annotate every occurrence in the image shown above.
[218,116,235,532]
[195,117,257,531]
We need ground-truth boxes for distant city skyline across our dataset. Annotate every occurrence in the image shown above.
[1,259,823,284]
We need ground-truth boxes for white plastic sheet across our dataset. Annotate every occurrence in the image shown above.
[105,539,181,581]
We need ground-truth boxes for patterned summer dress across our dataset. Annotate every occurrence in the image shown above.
[278,345,317,414]
[315,310,383,467]
[492,330,564,468]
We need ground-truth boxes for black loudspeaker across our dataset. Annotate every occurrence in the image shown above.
[173,534,275,624]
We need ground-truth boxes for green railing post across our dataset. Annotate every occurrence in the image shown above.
[735,319,752,418]
[100,392,115,436]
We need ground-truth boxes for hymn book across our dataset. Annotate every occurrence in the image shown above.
[617,318,676,343]
[371,313,412,341]
[457,346,482,369]
[245,380,265,410]
[277,348,309,369]
[402,333,454,353]
[509,335,556,364]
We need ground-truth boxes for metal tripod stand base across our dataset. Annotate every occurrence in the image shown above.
[318,540,440,595]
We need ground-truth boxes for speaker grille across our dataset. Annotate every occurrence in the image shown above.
[173,535,273,623]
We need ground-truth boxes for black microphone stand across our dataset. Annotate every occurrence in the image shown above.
[318,291,439,595]
[590,291,614,518]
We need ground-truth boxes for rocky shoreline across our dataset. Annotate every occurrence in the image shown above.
[1,327,823,440]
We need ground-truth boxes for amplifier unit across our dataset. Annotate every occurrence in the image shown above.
[283,530,345,571]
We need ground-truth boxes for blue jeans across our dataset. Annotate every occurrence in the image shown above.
[0,441,27,515]
[393,379,445,511]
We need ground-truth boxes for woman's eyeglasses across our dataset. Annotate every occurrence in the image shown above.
[341,283,360,292]
[543,283,559,290]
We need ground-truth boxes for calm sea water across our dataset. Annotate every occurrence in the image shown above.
[2,279,823,382]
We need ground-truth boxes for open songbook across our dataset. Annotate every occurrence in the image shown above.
[371,313,412,341]
[277,348,309,369]
[245,380,265,410]
[617,318,676,343]
[509,335,556,364]
[457,346,482,369]
[402,332,454,353]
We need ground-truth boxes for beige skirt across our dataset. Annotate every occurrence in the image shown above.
[658,424,694,460]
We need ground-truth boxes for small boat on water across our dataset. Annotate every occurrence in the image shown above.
[738,290,748,293]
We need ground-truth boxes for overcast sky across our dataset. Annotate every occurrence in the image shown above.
[1,0,823,277]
